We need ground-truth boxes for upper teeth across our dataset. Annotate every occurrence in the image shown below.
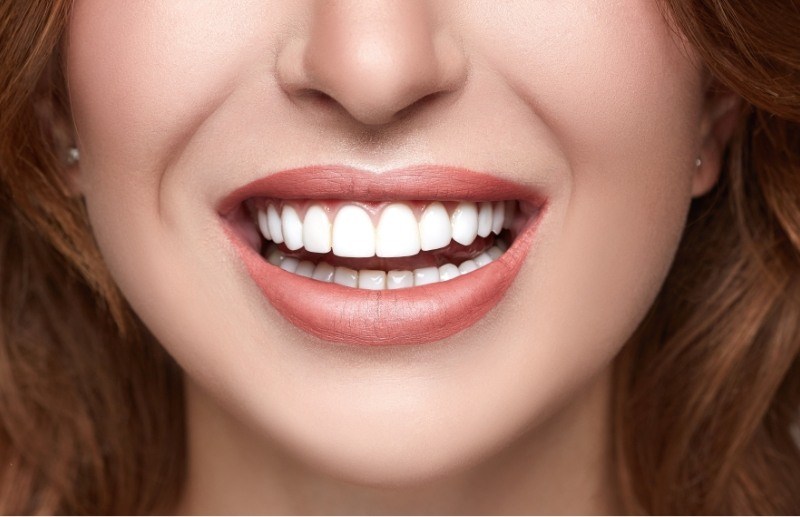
[255,200,514,258]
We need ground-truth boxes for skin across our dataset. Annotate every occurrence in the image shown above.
[65,1,739,513]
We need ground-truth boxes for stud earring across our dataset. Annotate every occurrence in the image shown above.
[66,146,80,165]
[695,157,703,168]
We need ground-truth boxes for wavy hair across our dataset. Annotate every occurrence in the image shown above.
[0,0,798,513]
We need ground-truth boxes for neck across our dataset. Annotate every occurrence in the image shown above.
[175,367,620,514]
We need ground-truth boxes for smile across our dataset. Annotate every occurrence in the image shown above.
[219,166,546,346]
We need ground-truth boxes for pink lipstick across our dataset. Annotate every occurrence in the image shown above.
[220,165,546,346]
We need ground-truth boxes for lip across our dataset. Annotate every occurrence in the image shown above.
[220,165,547,346]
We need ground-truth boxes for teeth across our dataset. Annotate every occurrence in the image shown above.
[257,209,272,240]
[491,201,505,235]
[477,202,493,238]
[450,202,479,246]
[312,262,335,282]
[474,252,493,268]
[267,205,284,244]
[332,205,375,258]
[303,205,332,253]
[281,205,304,251]
[267,245,506,289]
[295,260,316,278]
[413,266,440,286]
[419,202,452,251]
[376,203,421,257]
[267,247,285,266]
[358,269,387,290]
[438,263,460,281]
[458,260,478,274]
[255,200,517,257]
[333,266,359,287]
[280,256,299,273]
[387,270,414,289]
[487,246,503,260]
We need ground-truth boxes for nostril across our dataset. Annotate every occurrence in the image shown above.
[394,91,442,121]
[293,88,339,111]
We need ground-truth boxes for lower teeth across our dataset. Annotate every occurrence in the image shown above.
[265,242,508,290]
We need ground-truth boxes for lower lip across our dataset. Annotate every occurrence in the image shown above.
[225,211,544,346]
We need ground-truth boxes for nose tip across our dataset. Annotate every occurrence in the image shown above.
[277,1,467,127]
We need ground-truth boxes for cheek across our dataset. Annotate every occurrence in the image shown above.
[482,1,703,365]
[66,1,276,191]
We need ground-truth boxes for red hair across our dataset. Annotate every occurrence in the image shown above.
[0,0,798,512]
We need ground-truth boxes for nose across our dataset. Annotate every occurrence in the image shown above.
[277,1,467,126]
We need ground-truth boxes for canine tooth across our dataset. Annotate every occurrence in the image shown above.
[311,262,335,282]
[303,205,332,253]
[257,209,271,240]
[376,203,421,257]
[267,204,284,244]
[267,248,285,266]
[419,202,452,251]
[280,257,299,273]
[281,205,304,251]
[333,266,359,287]
[477,202,493,238]
[487,246,503,260]
[414,266,440,286]
[295,260,316,278]
[451,202,478,246]
[474,252,493,268]
[438,263,460,281]
[387,270,414,289]
[332,205,375,257]
[358,269,387,290]
[491,201,505,234]
[458,260,478,274]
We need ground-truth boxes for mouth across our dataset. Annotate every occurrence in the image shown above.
[219,165,546,346]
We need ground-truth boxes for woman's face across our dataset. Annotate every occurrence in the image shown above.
[66,1,716,484]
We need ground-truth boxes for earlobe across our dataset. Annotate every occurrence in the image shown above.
[63,145,84,197]
[691,88,742,197]
[34,93,85,198]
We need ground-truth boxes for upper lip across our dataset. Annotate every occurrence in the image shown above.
[217,164,548,216]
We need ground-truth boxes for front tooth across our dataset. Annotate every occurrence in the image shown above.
[477,202,493,238]
[376,203,421,257]
[267,204,284,243]
[414,266,440,286]
[257,209,272,240]
[491,201,505,235]
[311,262,335,282]
[303,204,332,253]
[451,202,478,246]
[332,205,375,257]
[438,263,460,281]
[358,269,387,290]
[387,270,414,289]
[333,266,358,287]
[419,202,452,251]
[281,205,304,251]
